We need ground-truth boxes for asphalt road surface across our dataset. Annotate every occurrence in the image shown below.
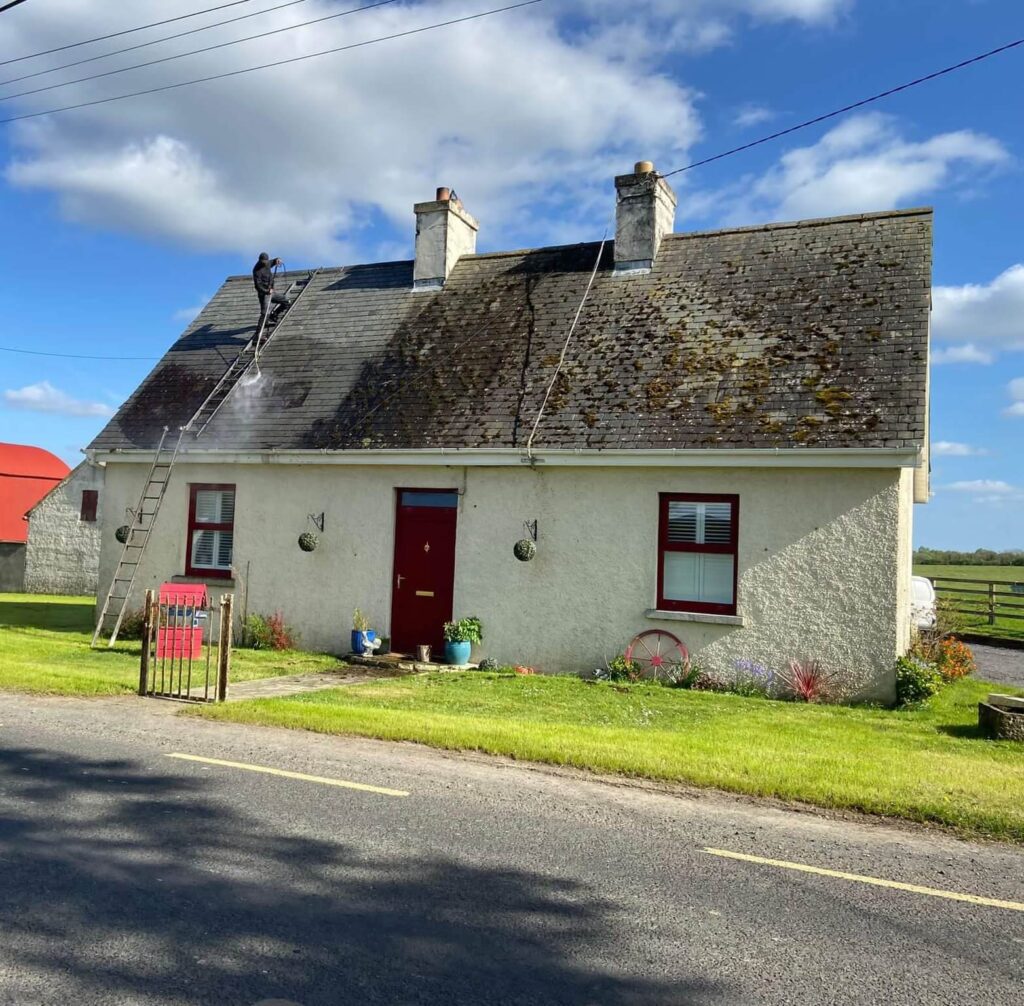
[1,694,1022,1006]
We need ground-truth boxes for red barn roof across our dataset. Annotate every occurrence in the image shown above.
[0,443,70,543]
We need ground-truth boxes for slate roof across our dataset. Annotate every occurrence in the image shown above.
[89,208,931,455]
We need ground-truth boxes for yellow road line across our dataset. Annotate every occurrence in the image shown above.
[166,753,409,797]
[704,848,1024,913]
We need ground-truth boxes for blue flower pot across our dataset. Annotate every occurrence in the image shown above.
[445,640,472,666]
[351,629,376,655]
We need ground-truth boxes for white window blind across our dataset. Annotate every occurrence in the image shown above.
[194,489,234,524]
[666,501,732,545]
[663,552,734,605]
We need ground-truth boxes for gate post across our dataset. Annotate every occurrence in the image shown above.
[989,582,996,626]
[139,588,155,696]
[217,593,234,702]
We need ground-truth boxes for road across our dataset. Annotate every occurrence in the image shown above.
[1,694,1022,1006]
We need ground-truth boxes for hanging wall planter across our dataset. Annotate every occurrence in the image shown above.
[513,519,538,561]
[115,525,131,544]
[298,531,319,552]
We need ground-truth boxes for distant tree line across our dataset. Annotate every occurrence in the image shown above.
[915,547,1024,566]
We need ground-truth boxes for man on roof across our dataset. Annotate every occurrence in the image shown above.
[252,252,289,325]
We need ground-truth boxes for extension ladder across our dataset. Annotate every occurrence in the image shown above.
[91,269,319,647]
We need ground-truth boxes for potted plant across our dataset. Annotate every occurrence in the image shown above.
[443,616,482,666]
[351,608,376,655]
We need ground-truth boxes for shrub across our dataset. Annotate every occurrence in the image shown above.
[117,608,147,641]
[729,658,776,697]
[478,657,500,671]
[352,608,370,632]
[895,655,942,705]
[778,659,835,703]
[935,637,975,681]
[244,611,297,650]
[595,654,643,683]
[443,616,483,644]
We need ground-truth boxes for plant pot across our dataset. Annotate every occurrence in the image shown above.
[445,640,472,666]
[351,629,376,655]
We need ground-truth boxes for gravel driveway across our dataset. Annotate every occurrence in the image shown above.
[972,642,1024,688]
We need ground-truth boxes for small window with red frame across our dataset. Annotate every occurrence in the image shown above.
[186,485,235,578]
[657,494,738,615]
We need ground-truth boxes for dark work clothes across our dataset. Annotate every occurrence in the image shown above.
[252,261,274,296]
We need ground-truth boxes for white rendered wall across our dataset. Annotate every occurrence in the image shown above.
[98,461,910,701]
[24,462,104,596]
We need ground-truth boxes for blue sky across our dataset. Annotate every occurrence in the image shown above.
[1,0,1021,548]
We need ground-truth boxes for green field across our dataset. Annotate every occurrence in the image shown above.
[914,564,1024,641]
[0,593,342,696]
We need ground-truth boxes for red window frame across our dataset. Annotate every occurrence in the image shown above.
[186,483,235,579]
[657,493,739,615]
[80,489,98,522]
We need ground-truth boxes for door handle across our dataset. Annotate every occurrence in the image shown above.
[396,574,405,589]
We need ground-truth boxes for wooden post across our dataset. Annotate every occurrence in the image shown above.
[988,581,996,626]
[217,593,233,702]
[139,589,155,696]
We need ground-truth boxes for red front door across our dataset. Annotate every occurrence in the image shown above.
[390,490,459,654]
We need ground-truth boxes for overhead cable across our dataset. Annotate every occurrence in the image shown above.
[1,0,403,98]
[1,0,318,88]
[0,1,264,66]
[0,0,546,124]
[662,35,1024,178]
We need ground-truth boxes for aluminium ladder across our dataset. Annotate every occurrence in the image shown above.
[92,268,320,647]
[91,427,181,646]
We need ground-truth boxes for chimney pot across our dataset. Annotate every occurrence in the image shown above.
[436,186,451,202]
[634,160,655,175]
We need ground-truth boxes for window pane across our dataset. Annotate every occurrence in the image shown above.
[192,530,232,570]
[666,501,699,543]
[664,551,734,605]
[666,500,733,545]
[195,489,234,524]
[400,491,459,508]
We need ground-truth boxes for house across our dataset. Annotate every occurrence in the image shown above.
[87,163,931,701]
[0,442,70,592]
[23,461,104,596]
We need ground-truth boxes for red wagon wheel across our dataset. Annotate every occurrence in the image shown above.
[625,629,689,680]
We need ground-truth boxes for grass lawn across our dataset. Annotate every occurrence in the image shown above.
[914,564,1024,641]
[196,671,1024,842]
[0,593,343,696]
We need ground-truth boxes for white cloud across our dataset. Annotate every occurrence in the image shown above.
[734,104,775,128]
[933,265,1024,361]
[932,441,988,457]
[945,480,1017,494]
[174,295,211,324]
[1006,377,1024,417]
[3,381,114,417]
[708,112,1008,225]
[931,343,995,366]
[1,0,855,260]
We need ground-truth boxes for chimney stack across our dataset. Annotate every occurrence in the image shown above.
[413,187,479,291]
[614,161,677,273]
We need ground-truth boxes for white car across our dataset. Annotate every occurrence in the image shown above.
[911,575,937,631]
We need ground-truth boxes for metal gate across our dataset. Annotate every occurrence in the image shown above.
[139,589,233,702]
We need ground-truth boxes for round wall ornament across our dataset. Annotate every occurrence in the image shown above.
[513,538,537,562]
[298,531,319,552]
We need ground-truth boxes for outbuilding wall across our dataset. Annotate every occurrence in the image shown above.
[25,462,104,596]
[98,461,911,702]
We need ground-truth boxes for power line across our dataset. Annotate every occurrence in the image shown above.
[0,346,160,361]
[0,0,545,124]
[0,0,31,14]
[0,1,263,66]
[0,0,402,98]
[1,0,317,88]
[662,35,1024,178]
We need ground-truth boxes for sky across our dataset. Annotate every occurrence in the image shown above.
[0,0,1021,550]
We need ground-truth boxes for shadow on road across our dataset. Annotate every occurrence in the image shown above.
[0,746,722,1005]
